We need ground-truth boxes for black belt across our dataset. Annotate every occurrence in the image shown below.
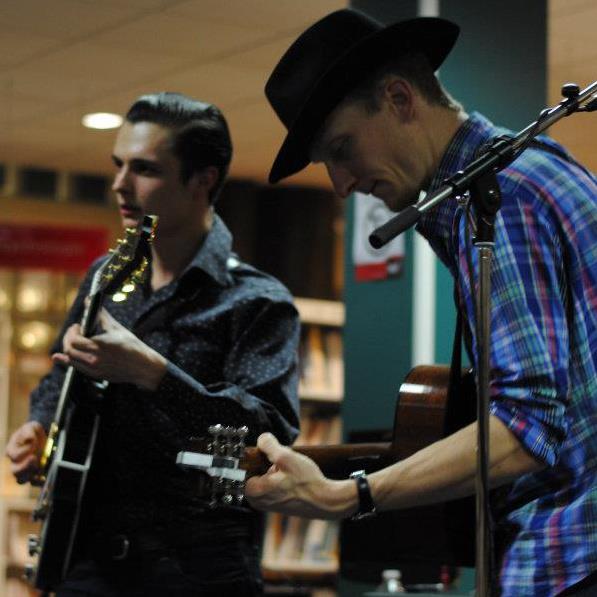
[90,523,254,563]
[92,530,172,562]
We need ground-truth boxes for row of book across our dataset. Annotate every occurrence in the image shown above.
[262,515,339,572]
[261,413,342,574]
[298,326,343,402]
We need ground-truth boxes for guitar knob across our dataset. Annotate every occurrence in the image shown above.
[28,534,40,556]
[23,563,37,582]
[32,509,41,521]
[32,504,47,521]
[208,424,223,435]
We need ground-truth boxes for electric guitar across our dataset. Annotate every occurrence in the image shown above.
[177,365,479,568]
[26,214,157,593]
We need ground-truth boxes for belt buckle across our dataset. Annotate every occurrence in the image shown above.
[110,534,130,561]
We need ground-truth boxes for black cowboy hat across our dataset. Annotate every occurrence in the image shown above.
[265,9,459,183]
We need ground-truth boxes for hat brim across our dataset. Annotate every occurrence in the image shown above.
[268,17,459,184]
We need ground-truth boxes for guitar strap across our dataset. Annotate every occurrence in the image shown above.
[446,304,463,433]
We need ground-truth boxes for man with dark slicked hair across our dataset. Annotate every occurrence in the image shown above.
[7,92,300,596]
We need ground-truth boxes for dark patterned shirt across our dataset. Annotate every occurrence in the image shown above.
[417,113,597,596]
[30,214,300,536]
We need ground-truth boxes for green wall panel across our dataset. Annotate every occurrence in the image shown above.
[343,196,415,435]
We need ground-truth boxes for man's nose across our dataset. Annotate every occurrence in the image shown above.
[112,167,130,193]
[326,163,356,199]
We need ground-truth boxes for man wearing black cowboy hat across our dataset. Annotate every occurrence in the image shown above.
[246,9,597,597]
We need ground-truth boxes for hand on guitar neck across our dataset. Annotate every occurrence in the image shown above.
[244,432,358,520]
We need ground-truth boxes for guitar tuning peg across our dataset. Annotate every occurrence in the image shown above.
[208,424,223,436]
[233,481,245,505]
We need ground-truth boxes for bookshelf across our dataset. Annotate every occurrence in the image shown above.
[0,286,345,595]
[261,297,345,594]
[0,270,84,597]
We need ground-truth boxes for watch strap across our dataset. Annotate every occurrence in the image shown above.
[349,469,376,520]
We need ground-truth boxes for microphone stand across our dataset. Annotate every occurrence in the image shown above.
[369,81,597,597]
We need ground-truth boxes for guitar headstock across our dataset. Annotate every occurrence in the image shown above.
[91,215,157,298]
[177,424,249,507]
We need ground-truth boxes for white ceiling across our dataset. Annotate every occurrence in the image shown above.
[0,0,344,188]
[0,0,594,191]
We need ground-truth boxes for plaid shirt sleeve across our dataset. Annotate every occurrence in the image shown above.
[456,149,594,466]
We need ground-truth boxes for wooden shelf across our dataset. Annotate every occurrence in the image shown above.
[294,298,345,327]
[263,296,343,587]
[263,563,338,585]
[299,388,342,405]
[0,496,37,512]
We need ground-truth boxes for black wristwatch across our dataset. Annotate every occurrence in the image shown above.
[349,469,377,520]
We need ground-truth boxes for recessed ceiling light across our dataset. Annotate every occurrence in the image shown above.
[82,112,123,130]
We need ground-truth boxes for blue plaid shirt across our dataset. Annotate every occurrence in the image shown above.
[417,113,597,596]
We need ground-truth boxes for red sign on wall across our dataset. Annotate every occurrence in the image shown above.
[0,223,109,272]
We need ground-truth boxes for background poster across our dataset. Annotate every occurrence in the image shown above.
[352,192,405,282]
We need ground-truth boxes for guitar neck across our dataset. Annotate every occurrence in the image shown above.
[242,442,395,480]
[52,291,104,428]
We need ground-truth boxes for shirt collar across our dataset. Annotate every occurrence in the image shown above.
[182,213,234,287]
[417,112,497,239]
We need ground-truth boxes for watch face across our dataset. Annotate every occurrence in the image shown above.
[352,509,377,521]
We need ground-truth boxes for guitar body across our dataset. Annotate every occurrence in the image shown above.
[179,364,479,579]
[340,365,478,582]
[33,398,101,589]
[26,215,157,592]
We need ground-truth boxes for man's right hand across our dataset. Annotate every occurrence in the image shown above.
[5,421,47,484]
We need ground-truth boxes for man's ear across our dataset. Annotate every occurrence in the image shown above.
[189,166,219,199]
[384,77,415,122]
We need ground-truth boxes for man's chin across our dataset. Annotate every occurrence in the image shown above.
[120,214,142,229]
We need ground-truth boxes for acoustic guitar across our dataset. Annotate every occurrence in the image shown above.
[177,364,478,571]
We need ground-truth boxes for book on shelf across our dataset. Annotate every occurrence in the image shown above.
[323,328,343,397]
[301,325,327,396]
[301,518,333,564]
[6,510,38,568]
[276,516,309,565]
[298,326,343,402]
[261,411,342,573]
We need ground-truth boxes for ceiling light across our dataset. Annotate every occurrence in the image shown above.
[82,112,123,130]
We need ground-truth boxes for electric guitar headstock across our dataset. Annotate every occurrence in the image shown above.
[37,214,158,474]
[91,214,158,299]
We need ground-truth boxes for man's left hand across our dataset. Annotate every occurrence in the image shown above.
[245,432,355,520]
